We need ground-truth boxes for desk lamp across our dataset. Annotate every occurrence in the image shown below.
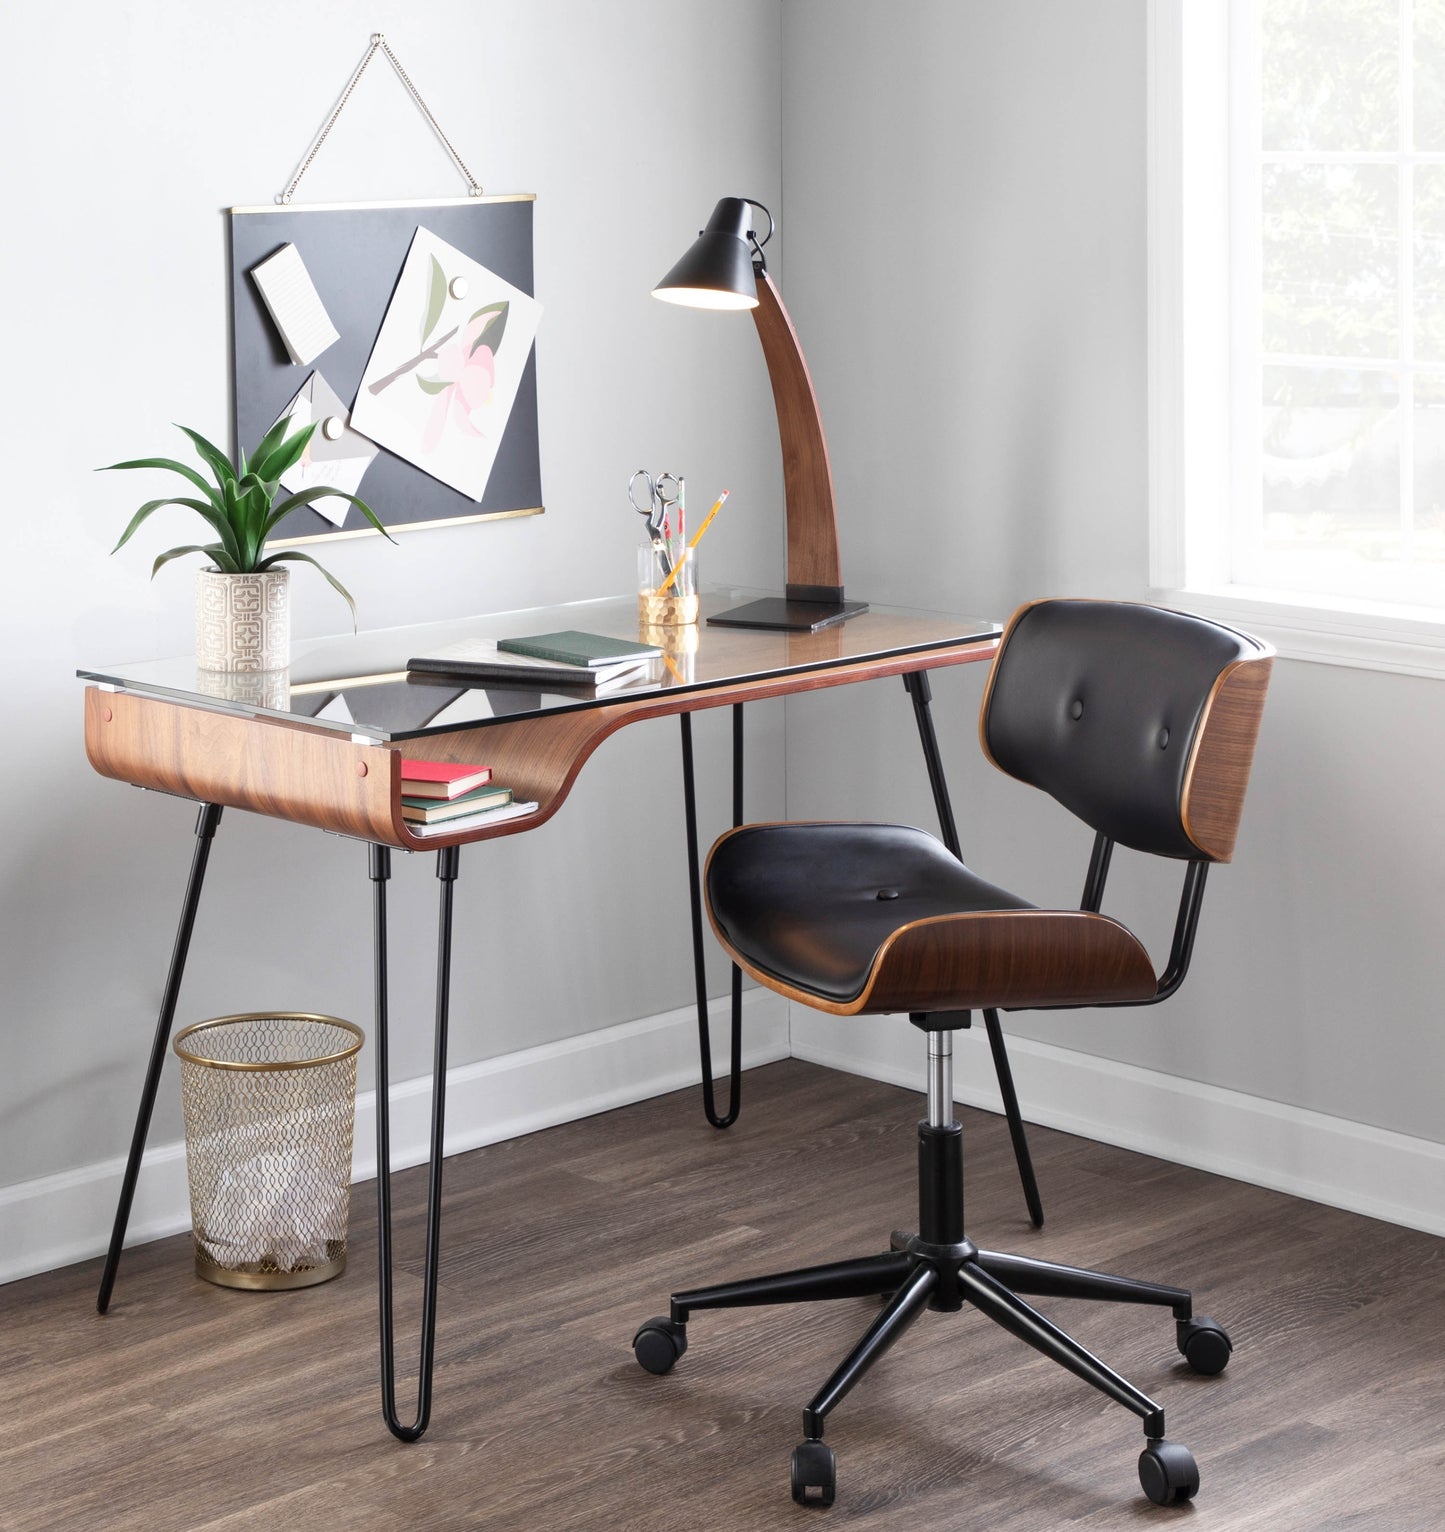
[653,196,866,630]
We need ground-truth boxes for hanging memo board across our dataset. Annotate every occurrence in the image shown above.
[228,194,543,544]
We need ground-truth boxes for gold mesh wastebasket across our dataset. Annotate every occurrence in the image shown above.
[173,1013,363,1291]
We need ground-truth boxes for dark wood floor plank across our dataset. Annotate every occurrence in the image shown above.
[2,1058,1442,1531]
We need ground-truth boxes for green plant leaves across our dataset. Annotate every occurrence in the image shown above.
[256,549,358,627]
[468,300,508,355]
[151,543,238,579]
[112,495,243,569]
[100,455,222,510]
[247,415,294,480]
[416,377,450,395]
[423,254,447,345]
[262,487,394,545]
[176,426,236,487]
[106,420,395,620]
[251,419,317,486]
[239,478,271,570]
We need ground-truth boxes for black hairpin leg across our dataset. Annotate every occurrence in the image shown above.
[97,801,223,1314]
[982,1007,1043,1227]
[679,706,743,1129]
[369,842,461,1442]
[902,670,1043,1227]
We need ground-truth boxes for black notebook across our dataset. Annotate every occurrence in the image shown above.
[407,640,652,692]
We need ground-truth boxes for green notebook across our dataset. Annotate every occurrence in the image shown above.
[400,783,513,824]
[496,629,662,668]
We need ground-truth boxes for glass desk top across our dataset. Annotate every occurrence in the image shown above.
[79,587,1000,743]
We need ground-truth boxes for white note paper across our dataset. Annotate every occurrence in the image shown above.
[249,243,339,366]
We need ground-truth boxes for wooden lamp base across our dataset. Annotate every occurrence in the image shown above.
[708,592,869,632]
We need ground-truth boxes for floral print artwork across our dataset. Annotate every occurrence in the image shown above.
[351,227,542,502]
[421,303,502,451]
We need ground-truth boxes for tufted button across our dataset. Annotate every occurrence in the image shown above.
[1070,699,1084,720]
[876,887,900,901]
[1158,727,1170,749]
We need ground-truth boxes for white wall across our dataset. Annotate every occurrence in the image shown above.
[781,0,1445,1169]
[0,0,788,1209]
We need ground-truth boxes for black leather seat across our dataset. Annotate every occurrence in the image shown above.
[631,599,1274,1511]
[709,823,1038,1003]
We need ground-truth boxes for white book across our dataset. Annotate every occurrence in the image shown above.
[249,243,340,366]
[406,799,540,838]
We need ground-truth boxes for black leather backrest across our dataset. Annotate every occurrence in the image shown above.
[981,600,1263,860]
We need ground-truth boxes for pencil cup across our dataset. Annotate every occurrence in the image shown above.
[639,620,698,684]
[638,544,698,626]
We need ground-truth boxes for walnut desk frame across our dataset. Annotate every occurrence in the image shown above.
[80,591,1001,1441]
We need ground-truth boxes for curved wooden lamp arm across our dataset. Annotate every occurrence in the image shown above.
[751,270,844,600]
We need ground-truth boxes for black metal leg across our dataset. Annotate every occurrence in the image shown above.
[955,1259,1166,1436]
[903,670,1043,1227]
[370,842,461,1443]
[902,670,960,857]
[679,708,743,1129]
[975,1249,1191,1317]
[802,1262,937,1439]
[97,801,223,1314]
[982,1008,1044,1228]
[672,1251,912,1321]
[729,703,744,1089]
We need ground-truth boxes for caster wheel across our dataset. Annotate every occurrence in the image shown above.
[1177,1315,1233,1375]
[632,1316,687,1375]
[1138,1439,1199,1505]
[791,1441,836,1507]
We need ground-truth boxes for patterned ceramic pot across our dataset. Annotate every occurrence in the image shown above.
[194,666,291,711]
[195,567,290,672]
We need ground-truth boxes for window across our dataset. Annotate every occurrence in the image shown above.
[1151,0,1445,674]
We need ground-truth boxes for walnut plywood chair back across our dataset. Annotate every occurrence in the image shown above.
[980,599,1273,863]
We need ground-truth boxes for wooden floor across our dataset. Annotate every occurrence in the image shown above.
[3,1059,1443,1531]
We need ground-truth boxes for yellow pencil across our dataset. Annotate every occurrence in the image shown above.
[655,491,729,597]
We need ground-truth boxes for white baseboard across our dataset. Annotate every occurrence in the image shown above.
[10,988,1441,1288]
[789,1009,1445,1238]
[0,991,789,1287]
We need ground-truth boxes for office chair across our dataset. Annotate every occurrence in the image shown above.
[631,598,1273,1508]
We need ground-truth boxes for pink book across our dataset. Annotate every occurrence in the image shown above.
[399,758,493,800]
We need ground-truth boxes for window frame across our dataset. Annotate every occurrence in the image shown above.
[1148,0,1445,678]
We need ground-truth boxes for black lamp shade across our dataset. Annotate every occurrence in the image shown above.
[653,196,759,310]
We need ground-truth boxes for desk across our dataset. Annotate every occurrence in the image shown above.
[81,587,1000,1439]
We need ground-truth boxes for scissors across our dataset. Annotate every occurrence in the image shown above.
[629,469,684,576]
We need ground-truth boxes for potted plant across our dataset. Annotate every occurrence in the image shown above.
[104,418,394,671]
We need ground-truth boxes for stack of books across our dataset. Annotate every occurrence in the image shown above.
[399,759,539,838]
[406,629,662,696]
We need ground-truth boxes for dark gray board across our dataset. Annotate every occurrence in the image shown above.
[228,197,542,542]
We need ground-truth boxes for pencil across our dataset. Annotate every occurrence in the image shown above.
[655,491,729,597]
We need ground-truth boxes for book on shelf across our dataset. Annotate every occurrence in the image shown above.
[399,758,493,800]
[401,782,513,825]
[406,798,540,837]
[495,630,662,669]
[406,640,654,693]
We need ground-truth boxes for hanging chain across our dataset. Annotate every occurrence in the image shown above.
[374,37,484,195]
[278,33,484,205]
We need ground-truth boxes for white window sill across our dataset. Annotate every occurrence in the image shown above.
[1151,586,1445,680]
